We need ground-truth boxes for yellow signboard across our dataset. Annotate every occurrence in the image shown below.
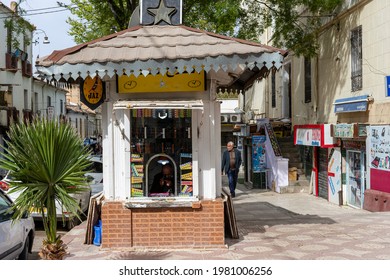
[117,71,206,93]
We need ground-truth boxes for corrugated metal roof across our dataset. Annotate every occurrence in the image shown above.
[36,25,285,80]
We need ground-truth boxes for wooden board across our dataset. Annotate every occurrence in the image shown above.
[222,187,239,239]
[84,192,105,245]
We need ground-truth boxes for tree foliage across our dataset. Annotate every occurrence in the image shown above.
[3,0,34,51]
[59,0,342,57]
[251,0,343,57]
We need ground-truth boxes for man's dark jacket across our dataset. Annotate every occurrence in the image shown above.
[221,148,242,174]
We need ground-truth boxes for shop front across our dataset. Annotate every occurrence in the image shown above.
[294,124,338,201]
[332,123,367,208]
[36,1,284,248]
[364,125,390,211]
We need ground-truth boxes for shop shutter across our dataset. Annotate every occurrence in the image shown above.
[318,148,329,200]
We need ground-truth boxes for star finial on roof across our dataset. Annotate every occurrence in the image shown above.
[147,0,177,25]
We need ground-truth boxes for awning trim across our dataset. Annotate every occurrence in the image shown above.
[113,100,204,110]
[36,53,284,81]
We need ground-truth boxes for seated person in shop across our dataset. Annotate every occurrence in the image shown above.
[150,164,174,194]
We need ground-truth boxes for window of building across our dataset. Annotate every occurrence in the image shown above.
[130,109,193,198]
[304,57,312,103]
[60,99,64,115]
[271,69,276,108]
[47,96,51,107]
[0,91,7,106]
[351,25,362,92]
[34,92,38,113]
[24,90,28,109]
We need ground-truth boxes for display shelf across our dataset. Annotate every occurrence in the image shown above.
[130,153,144,197]
[179,153,193,197]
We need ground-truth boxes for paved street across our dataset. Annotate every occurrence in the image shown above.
[44,179,390,260]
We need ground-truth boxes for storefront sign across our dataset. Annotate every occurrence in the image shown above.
[252,135,266,172]
[117,70,206,93]
[333,123,356,138]
[80,76,105,110]
[343,140,365,150]
[47,106,54,120]
[295,128,321,146]
[358,124,367,137]
[369,125,390,171]
[386,76,390,97]
[294,124,337,148]
[333,95,369,113]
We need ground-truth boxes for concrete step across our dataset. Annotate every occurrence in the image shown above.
[279,184,310,194]
[289,178,310,187]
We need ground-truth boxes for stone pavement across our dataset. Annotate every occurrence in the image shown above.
[61,181,390,260]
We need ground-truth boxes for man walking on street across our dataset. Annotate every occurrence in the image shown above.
[222,141,242,197]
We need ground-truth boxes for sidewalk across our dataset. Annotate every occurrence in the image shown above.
[61,180,390,260]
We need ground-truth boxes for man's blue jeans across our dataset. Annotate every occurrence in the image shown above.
[227,169,238,195]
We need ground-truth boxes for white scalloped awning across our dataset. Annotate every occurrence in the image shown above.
[36,25,285,81]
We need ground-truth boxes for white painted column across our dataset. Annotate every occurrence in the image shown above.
[215,101,222,197]
[192,110,199,198]
[198,101,217,199]
[112,108,128,200]
[102,101,115,200]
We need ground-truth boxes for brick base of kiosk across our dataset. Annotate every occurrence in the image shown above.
[101,199,225,248]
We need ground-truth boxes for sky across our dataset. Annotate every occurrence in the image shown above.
[1,0,75,60]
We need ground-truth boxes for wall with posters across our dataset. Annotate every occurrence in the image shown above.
[369,125,390,192]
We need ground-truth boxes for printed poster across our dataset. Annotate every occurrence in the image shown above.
[369,125,390,171]
[252,135,266,172]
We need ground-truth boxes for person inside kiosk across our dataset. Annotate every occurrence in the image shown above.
[150,163,174,195]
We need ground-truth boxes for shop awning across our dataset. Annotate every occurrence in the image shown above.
[113,100,203,110]
[333,95,370,113]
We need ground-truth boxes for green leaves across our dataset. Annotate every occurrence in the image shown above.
[3,0,34,51]
[60,0,342,57]
[250,0,342,57]
[0,119,92,243]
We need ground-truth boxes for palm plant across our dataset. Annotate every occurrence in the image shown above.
[0,119,92,260]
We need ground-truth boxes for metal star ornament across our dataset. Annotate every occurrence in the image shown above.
[147,0,177,25]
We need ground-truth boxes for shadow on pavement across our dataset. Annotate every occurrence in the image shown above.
[226,200,336,246]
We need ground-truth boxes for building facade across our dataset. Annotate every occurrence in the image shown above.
[291,0,390,209]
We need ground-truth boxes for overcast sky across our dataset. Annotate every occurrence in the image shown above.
[1,0,75,60]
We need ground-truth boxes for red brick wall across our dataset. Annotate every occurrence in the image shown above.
[101,199,225,249]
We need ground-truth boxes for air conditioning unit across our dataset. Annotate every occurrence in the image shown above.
[221,114,229,123]
[230,114,241,123]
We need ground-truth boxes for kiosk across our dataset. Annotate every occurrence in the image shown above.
[36,0,285,248]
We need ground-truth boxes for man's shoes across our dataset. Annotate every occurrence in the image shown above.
[231,193,235,198]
